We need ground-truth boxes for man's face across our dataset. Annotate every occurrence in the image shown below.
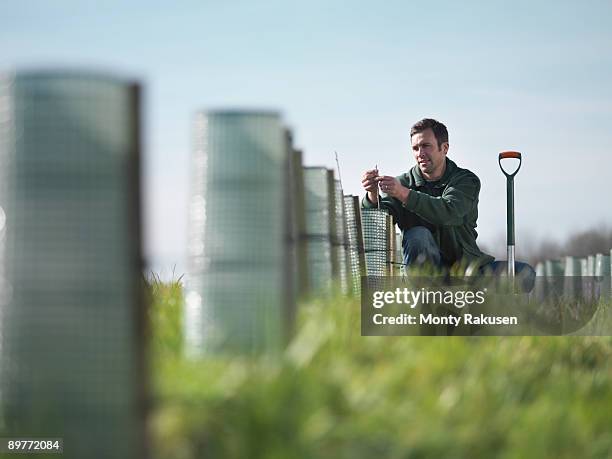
[411,128,449,179]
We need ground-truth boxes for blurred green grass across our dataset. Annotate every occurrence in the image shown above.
[147,278,612,459]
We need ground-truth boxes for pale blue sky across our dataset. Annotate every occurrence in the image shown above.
[2,0,612,275]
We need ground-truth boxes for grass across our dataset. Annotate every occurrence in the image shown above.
[147,271,184,359]
[147,279,612,459]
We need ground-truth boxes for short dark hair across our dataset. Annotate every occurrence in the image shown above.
[410,118,449,148]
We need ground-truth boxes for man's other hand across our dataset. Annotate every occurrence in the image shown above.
[376,176,409,203]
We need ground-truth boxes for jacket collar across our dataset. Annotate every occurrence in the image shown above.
[412,157,456,187]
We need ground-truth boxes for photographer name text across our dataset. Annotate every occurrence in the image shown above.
[372,313,518,326]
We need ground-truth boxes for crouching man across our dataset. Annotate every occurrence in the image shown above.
[361,118,535,292]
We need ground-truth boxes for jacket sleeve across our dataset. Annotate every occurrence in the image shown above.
[401,173,480,226]
[361,193,377,209]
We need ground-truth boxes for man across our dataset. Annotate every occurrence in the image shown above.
[361,118,534,290]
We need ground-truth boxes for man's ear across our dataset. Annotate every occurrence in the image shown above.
[442,142,449,155]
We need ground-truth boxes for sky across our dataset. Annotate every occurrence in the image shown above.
[2,0,612,277]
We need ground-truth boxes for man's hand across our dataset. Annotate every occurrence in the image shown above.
[361,169,379,204]
[376,176,409,203]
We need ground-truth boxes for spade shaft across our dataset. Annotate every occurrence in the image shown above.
[498,151,522,279]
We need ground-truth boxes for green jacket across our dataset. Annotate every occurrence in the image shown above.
[362,158,494,269]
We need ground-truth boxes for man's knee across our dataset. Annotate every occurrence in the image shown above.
[403,226,436,249]
[402,226,440,266]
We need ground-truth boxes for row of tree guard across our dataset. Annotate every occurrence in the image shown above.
[183,109,402,354]
[534,252,612,301]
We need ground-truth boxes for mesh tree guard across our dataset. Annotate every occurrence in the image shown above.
[395,231,404,275]
[361,208,394,277]
[0,72,146,459]
[290,149,308,299]
[282,130,305,338]
[186,111,288,355]
[303,168,335,294]
[545,259,565,300]
[334,180,348,294]
[343,195,365,296]
[563,256,583,299]
[595,253,611,300]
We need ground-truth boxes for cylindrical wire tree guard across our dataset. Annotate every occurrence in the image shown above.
[395,231,404,275]
[186,110,288,355]
[580,258,589,277]
[0,71,146,459]
[595,253,611,300]
[580,257,595,302]
[333,179,348,294]
[545,259,565,301]
[361,208,394,277]
[563,256,583,300]
[343,195,366,296]
[303,167,335,294]
[587,255,596,277]
[533,262,547,302]
[291,149,308,299]
[282,130,305,337]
